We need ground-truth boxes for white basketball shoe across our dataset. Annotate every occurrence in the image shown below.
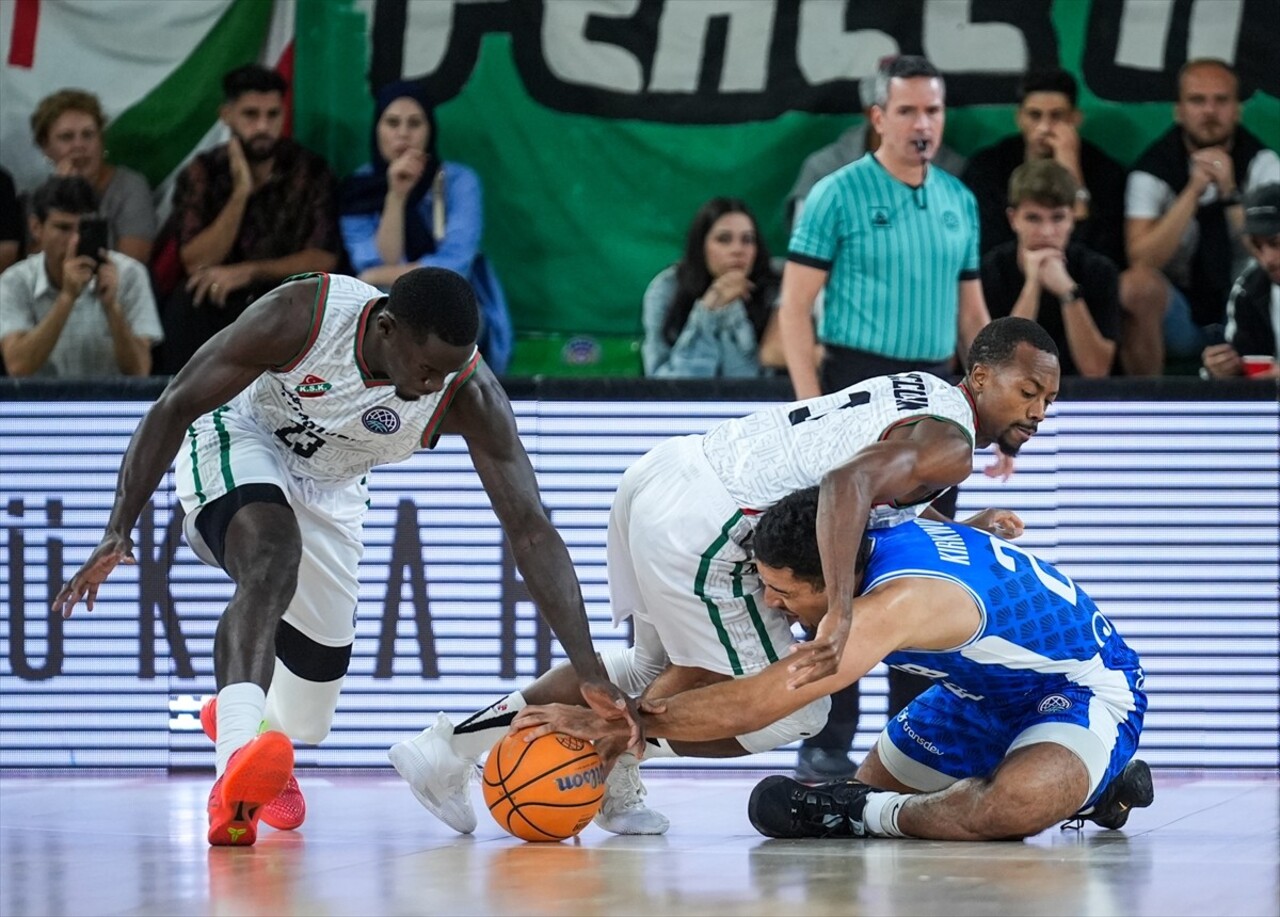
[388,712,479,834]
[593,753,670,835]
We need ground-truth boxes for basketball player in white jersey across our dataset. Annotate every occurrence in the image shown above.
[391,316,1060,836]
[52,268,639,846]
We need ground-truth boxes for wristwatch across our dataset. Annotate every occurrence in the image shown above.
[1075,188,1092,206]
[1059,285,1082,306]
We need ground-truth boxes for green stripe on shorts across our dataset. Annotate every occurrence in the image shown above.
[211,406,236,492]
[694,511,745,675]
[186,424,205,504]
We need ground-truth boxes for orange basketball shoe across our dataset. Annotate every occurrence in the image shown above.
[200,696,307,831]
[207,731,294,846]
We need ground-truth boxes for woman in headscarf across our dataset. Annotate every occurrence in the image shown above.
[340,80,512,372]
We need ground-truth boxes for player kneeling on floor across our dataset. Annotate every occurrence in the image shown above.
[516,486,1152,842]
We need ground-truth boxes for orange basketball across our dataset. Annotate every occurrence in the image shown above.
[482,730,605,842]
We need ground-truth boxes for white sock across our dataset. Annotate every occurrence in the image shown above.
[451,692,527,760]
[215,683,267,777]
[861,791,911,838]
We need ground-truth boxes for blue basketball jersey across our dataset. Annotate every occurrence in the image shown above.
[866,519,1144,708]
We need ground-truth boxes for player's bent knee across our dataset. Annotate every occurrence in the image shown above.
[271,700,338,745]
[736,695,831,754]
[600,647,664,697]
[266,669,344,744]
[264,622,351,744]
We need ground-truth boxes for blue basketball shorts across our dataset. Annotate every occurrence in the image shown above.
[876,677,1146,807]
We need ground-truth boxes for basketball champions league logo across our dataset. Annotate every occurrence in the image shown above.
[1037,694,1073,714]
[362,407,401,435]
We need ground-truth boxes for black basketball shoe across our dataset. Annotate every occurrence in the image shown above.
[1063,759,1154,830]
[748,775,876,838]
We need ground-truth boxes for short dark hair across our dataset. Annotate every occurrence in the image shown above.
[222,64,288,102]
[967,316,1059,370]
[1007,159,1078,208]
[1018,69,1079,107]
[754,487,873,589]
[386,267,479,345]
[30,175,98,221]
[871,55,944,108]
[1177,58,1239,99]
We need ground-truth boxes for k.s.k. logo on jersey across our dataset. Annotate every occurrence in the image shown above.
[295,374,332,397]
[362,406,401,434]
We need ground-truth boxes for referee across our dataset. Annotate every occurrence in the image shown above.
[778,55,993,783]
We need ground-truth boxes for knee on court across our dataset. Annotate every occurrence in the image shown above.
[736,695,831,754]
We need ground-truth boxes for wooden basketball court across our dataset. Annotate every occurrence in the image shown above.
[1,768,1274,916]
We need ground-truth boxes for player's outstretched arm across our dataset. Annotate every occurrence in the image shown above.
[51,278,321,619]
[441,364,643,750]
[794,419,975,688]
[518,593,901,745]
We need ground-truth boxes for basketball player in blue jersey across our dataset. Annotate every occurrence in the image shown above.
[517,486,1152,840]
[51,268,639,847]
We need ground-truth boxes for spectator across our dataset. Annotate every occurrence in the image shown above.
[1201,183,1280,379]
[28,89,156,264]
[340,80,513,374]
[0,166,21,275]
[786,55,966,232]
[962,69,1127,268]
[981,160,1120,377]
[158,64,340,374]
[1125,58,1280,375]
[641,197,782,377]
[0,176,161,377]
[779,55,992,785]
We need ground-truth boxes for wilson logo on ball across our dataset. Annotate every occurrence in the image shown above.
[554,764,604,791]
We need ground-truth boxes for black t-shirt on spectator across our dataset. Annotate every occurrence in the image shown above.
[981,241,1123,376]
[1224,263,1278,359]
[962,135,1129,269]
[0,167,22,252]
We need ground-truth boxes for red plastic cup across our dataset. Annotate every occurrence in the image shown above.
[1241,355,1277,378]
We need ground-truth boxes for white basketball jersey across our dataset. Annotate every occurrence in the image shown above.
[227,273,479,485]
[700,372,976,522]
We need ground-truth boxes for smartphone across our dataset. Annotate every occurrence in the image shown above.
[75,218,109,266]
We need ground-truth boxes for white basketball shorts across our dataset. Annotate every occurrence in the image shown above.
[607,434,796,677]
[175,406,366,646]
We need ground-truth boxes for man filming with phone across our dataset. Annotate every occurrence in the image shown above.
[0,176,161,377]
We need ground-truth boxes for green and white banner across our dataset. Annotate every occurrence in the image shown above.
[3,0,1277,375]
[0,0,292,211]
